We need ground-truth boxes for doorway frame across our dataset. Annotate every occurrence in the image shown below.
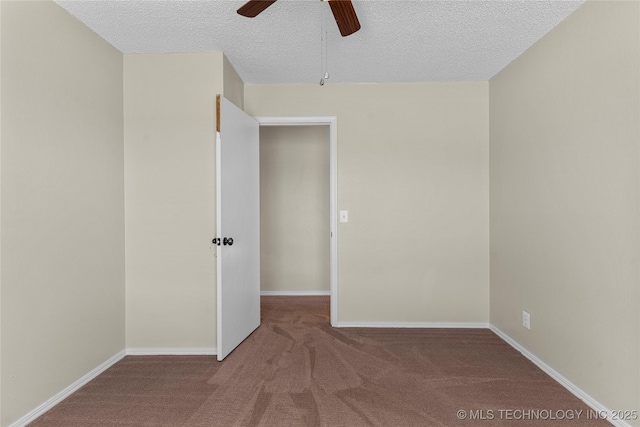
[256,116,338,326]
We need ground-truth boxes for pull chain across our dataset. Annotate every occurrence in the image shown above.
[324,29,329,80]
[320,18,329,85]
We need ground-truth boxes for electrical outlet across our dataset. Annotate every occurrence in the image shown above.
[522,311,531,330]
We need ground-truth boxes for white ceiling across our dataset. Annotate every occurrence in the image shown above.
[55,0,585,84]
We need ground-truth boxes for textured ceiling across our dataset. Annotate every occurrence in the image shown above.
[55,0,585,84]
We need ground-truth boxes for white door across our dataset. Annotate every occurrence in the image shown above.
[216,95,260,361]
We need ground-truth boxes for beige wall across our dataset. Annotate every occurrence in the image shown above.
[260,126,330,293]
[223,55,244,111]
[124,53,224,350]
[245,82,489,323]
[490,0,639,419]
[0,1,125,425]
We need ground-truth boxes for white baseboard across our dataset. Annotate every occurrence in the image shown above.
[490,325,633,427]
[335,321,490,328]
[260,290,331,296]
[9,350,126,427]
[126,347,217,356]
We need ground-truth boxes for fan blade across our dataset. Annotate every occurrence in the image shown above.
[328,0,361,37]
[237,0,277,18]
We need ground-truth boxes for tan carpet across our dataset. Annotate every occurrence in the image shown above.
[29,296,608,426]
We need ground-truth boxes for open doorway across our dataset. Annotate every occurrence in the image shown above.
[256,117,338,326]
[260,125,329,295]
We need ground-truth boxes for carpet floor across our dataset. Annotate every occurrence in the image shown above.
[29,296,608,426]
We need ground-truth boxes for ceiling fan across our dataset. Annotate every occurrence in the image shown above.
[237,0,361,37]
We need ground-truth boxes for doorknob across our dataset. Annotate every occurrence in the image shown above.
[212,237,234,246]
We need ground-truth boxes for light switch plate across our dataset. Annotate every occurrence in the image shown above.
[340,210,348,223]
